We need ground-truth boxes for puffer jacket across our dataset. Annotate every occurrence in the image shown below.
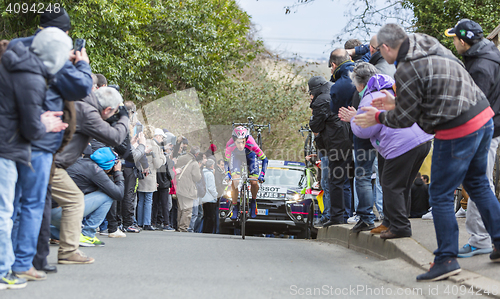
[351,74,433,159]
[54,92,129,169]
[0,42,49,165]
[379,34,490,134]
[462,38,500,137]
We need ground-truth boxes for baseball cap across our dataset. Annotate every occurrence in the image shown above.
[445,19,483,41]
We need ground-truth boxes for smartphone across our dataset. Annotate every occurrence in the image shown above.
[74,38,86,52]
[135,124,143,135]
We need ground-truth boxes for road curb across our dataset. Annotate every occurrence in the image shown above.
[317,225,500,298]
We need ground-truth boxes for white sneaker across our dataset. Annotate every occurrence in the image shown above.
[347,215,360,224]
[422,211,433,220]
[108,230,126,238]
[455,207,466,218]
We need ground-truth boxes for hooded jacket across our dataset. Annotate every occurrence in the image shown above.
[0,42,50,165]
[54,92,129,169]
[351,74,433,159]
[462,38,500,137]
[378,34,490,134]
[9,31,93,154]
[310,79,352,157]
[330,60,357,115]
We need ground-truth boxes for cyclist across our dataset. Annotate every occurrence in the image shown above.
[225,126,268,219]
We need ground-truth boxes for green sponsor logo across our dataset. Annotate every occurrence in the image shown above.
[460,29,466,36]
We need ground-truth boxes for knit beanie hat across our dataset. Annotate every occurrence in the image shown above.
[90,147,117,171]
[39,6,71,32]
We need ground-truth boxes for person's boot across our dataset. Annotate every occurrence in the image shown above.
[230,204,239,220]
[250,199,257,219]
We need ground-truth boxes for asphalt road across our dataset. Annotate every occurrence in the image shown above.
[3,231,479,299]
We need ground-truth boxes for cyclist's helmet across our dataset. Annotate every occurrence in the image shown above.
[232,126,249,140]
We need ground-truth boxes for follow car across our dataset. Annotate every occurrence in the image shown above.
[219,160,321,238]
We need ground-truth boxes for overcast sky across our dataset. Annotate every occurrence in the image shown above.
[236,0,354,60]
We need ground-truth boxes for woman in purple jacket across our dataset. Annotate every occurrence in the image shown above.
[340,62,433,239]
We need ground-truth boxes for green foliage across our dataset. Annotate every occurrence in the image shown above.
[0,0,310,160]
[202,56,310,160]
[0,0,261,102]
[403,0,500,51]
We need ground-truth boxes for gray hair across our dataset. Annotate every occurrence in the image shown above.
[95,87,123,109]
[206,159,215,169]
[350,62,379,88]
[329,48,350,67]
[377,23,408,49]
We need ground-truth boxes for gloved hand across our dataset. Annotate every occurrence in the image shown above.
[258,172,265,183]
[117,105,129,119]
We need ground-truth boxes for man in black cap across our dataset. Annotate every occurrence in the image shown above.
[39,7,71,32]
[446,19,500,259]
[8,6,93,271]
[308,76,353,227]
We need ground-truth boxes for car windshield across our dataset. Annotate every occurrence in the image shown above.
[263,167,305,189]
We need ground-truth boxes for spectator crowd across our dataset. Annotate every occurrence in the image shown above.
[1,5,500,290]
[0,7,225,290]
[307,19,500,281]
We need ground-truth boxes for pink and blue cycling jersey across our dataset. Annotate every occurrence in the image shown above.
[224,135,268,176]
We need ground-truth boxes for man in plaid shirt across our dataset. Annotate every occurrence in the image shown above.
[354,23,500,282]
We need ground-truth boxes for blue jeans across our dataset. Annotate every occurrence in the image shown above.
[320,154,330,221]
[137,192,153,226]
[354,144,377,225]
[194,204,203,233]
[51,191,113,239]
[11,151,52,272]
[430,119,500,263]
[372,157,384,218]
[0,158,17,278]
[188,198,199,232]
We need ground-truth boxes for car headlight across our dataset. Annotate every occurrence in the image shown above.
[286,193,300,202]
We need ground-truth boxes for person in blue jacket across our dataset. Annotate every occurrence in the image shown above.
[8,6,94,276]
[0,27,71,289]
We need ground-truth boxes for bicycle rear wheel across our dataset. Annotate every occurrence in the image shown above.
[240,183,247,240]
